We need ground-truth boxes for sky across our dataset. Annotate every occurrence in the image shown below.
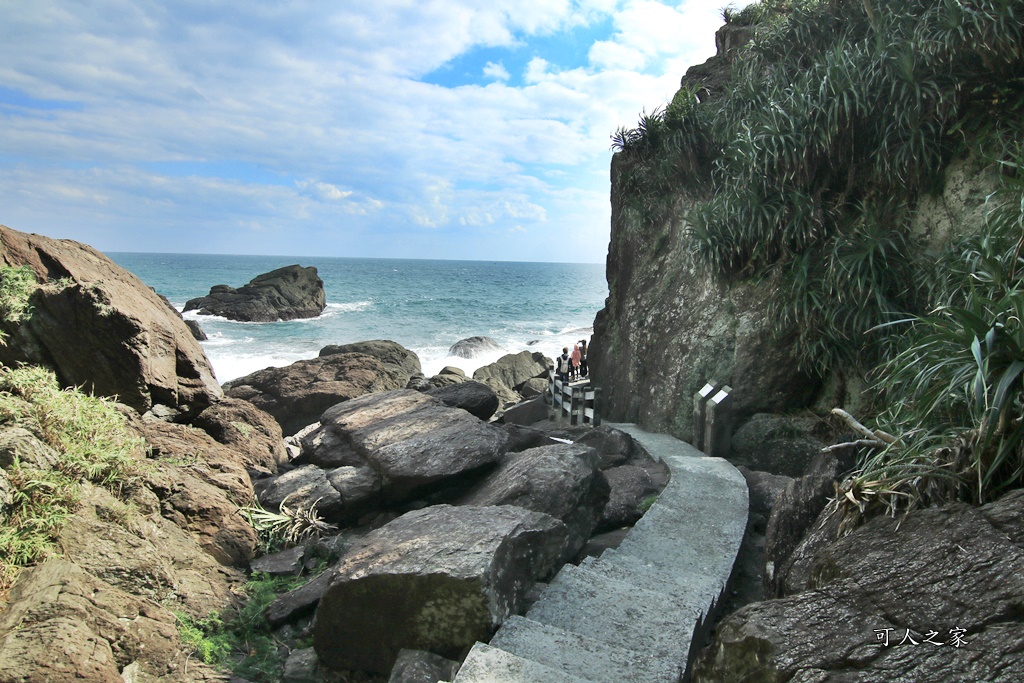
[0,1,747,264]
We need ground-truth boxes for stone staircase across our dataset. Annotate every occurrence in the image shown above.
[447,423,749,683]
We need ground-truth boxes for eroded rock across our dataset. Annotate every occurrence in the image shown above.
[184,264,325,322]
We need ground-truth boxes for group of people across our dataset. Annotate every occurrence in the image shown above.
[555,339,589,383]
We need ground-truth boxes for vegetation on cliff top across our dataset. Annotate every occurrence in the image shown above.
[613,0,1024,518]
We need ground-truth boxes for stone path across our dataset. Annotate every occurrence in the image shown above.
[447,423,749,683]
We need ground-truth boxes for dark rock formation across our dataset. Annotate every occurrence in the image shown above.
[730,413,829,478]
[318,339,422,386]
[692,491,1024,682]
[223,351,407,435]
[598,464,659,531]
[315,389,510,503]
[472,350,550,396]
[427,380,499,421]
[184,318,207,341]
[458,443,610,562]
[0,225,222,417]
[499,396,549,425]
[448,335,506,358]
[183,264,325,322]
[312,504,567,674]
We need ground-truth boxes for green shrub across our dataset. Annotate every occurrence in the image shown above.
[0,265,39,344]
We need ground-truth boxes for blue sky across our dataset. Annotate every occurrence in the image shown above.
[0,1,748,263]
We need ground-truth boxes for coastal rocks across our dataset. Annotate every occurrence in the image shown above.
[426,380,499,421]
[0,559,217,683]
[184,318,207,341]
[312,504,567,674]
[458,443,610,563]
[192,397,288,472]
[318,340,422,387]
[692,491,1024,682]
[472,351,550,400]
[449,336,506,359]
[316,390,509,503]
[223,351,406,435]
[0,225,222,417]
[598,464,659,531]
[730,413,829,478]
[183,264,326,322]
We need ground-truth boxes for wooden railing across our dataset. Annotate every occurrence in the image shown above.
[548,369,601,426]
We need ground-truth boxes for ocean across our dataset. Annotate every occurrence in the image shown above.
[107,253,608,384]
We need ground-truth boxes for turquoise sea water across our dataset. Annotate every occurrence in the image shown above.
[107,253,608,383]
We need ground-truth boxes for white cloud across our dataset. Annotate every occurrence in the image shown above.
[0,0,738,261]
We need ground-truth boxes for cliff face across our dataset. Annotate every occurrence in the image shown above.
[590,158,820,440]
[589,16,1004,441]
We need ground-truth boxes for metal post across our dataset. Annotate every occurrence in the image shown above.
[693,382,718,451]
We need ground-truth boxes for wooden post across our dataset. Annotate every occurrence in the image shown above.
[704,385,733,458]
[693,382,718,451]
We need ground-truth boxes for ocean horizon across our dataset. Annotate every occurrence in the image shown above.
[108,252,608,384]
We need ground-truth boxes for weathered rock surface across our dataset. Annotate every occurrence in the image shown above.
[427,380,500,421]
[597,464,658,531]
[312,504,567,674]
[315,390,510,503]
[0,426,60,471]
[184,318,207,341]
[183,264,325,322]
[458,443,610,562]
[0,559,221,683]
[472,351,550,396]
[499,396,550,426]
[192,397,288,472]
[763,450,856,598]
[318,340,422,386]
[224,352,406,435]
[255,465,345,523]
[388,649,460,683]
[730,413,829,478]
[449,336,506,359]
[0,225,222,417]
[692,491,1024,682]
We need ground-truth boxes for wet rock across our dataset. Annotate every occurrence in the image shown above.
[448,336,506,359]
[184,264,326,322]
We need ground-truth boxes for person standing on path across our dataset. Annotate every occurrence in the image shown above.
[579,339,589,379]
[557,347,572,383]
[571,343,582,381]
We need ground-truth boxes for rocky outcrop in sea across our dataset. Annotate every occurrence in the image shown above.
[184,263,326,322]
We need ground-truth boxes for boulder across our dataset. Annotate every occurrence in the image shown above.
[730,413,829,478]
[0,559,217,682]
[448,336,506,358]
[472,350,550,394]
[316,390,510,503]
[250,546,306,576]
[254,465,345,523]
[184,318,207,341]
[183,264,325,322]
[458,443,609,562]
[518,376,549,399]
[318,340,422,386]
[692,492,1024,682]
[439,366,467,377]
[427,380,499,421]
[554,424,635,470]
[388,649,460,683]
[223,352,406,435]
[191,397,288,472]
[0,225,222,417]
[312,504,567,674]
[737,466,793,536]
[282,647,321,683]
[424,372,467,388]
[763,450,854,598]
[598,464,658,531]
[499,396,550,426]
[501,424,561,453]
[0,426,60,471]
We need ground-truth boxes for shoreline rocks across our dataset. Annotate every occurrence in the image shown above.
[184,264,326,322]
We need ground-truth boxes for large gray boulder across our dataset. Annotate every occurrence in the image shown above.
[448,336,505,359]
[318,340,422,386]
[312,504,567,674]
[224,352,406,435]
[315,389,510,503]
[472,351,550,397]
[0,225,222,417]
[427,380,500,421]
[692,490,1024,682]
[183,264,325,322]
[458,443,609,563]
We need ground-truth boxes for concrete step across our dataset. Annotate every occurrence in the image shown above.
[450,642,595,683]
[578,549,723,611]
[490,615,681,683]
[525,564,699,664]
